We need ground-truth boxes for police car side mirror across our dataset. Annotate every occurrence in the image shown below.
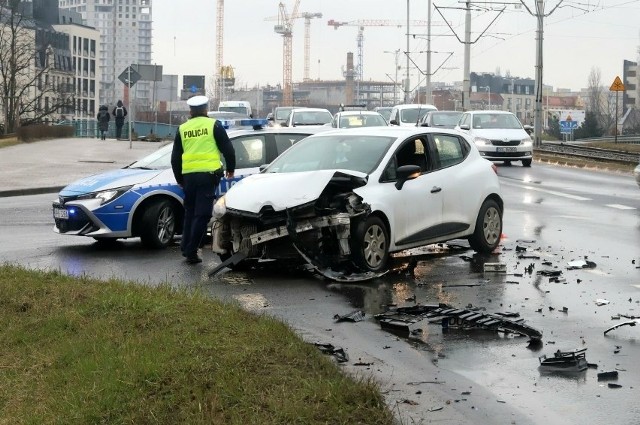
[259,164,270,173]
[389,119,399,126]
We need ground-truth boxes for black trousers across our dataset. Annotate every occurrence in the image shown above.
[115,120,124,138]
[181,172,221,258]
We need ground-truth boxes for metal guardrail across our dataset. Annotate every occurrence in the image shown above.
[58,120,178,140]
[572,135,640,144]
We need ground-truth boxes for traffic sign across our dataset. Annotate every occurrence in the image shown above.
[560,120,578,134]
[609,76,624,92]
[118,66,142,88]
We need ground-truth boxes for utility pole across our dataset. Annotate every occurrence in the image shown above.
[405,0,411,103]
[520,0,565,148]
[426,0,432,104]
[463,1,470,111]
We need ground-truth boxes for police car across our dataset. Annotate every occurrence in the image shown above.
[52,119,329,248]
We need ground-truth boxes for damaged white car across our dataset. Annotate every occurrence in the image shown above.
[210,127,504,281]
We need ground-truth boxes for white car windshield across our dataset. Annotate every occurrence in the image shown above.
[127,144,172,169]
[400,108,433,124]
[338,114,387,128]
[431,112,463,127]
[265,135,395,175]
[292,110,333,126]
[219,106,249,115]
[472,113,523,129]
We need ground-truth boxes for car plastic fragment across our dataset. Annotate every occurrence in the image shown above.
[334,310,366,322]
[313,343,349,363]
[604,319,639,335]
[597,371,619,381]
[595,299,610,306]
[207,251,248,278]
[484,262,506,272]
[567,259,597,270]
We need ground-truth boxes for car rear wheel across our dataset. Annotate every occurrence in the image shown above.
[140,200,176,249]
[522,159,532,167]
[468,199,502,253]
[352,215,389,272]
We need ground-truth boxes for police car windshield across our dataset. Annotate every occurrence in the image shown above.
[127,144,172,170]
[219,106,249,115]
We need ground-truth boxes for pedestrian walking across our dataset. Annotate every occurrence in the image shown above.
[112,100,128,140]
[171,95,235,264]
[96,105,110,140]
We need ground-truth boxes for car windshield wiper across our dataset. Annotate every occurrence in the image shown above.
[129,166,155,170]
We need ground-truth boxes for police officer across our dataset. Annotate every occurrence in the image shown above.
[171,95,235,264]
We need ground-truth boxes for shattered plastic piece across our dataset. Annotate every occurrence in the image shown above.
[484,262,506,273]
[516,239,536,243]
[597,371,619,381]
[334,310,365,322]
[313,343,349,363]
[515,245,528,252]
[538,269,562,277]
[401,399,419,406]
[608,383,622,389]
[567,260,597,270]
[595,299,610,306]
[538,348,588,372]
[604,319,639,335]
[428,406,443,412]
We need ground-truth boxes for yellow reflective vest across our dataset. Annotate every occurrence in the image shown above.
[179,117,222,174]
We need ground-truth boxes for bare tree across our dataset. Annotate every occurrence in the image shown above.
[586,67,602,116]
[0,2,75,134]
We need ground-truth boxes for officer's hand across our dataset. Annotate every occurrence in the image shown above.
[225,171,234,180]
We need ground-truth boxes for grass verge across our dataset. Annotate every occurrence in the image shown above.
[0,264,394,425]
[534,152,636,174]
[0,136,20,149]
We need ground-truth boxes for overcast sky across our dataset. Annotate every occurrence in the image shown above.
[153,1,640,93]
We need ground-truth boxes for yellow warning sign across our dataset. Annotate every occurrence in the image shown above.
[609,76,625,92]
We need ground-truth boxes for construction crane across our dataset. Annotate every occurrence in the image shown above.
[327,19,429,82]
[273,0,301,106]
[215,0,224,103]
[266,10,322,83]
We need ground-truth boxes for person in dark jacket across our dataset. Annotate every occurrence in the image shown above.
[96,105,110,140]
[171,95,235,264]
[112,100,128,140]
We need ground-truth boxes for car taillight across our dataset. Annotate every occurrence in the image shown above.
[491,164,498,174]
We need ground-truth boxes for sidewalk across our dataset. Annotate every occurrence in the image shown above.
[0,137,166,197]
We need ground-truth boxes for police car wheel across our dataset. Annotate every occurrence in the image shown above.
[140,200,176,249]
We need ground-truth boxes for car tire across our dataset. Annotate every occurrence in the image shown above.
[352,215,389,272]
[140,200,176,249]
[522,159,532,167]
[468,199,502,254]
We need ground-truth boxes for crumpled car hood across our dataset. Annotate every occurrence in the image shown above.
[225,169,367,213]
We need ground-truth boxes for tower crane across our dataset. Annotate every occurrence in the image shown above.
[300,12,322,82]
[327,19,429,82]
[215,0,224,103]
[273,0,301,106]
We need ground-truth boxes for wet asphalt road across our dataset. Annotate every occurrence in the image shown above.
[1,161,639,424]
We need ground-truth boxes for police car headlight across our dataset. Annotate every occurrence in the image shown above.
[213,196,226,218]
[92,186,132,205]
[474,137,492,146]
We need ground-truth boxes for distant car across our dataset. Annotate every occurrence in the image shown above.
[388,104,438,127]
[331,111,388,128]
[454,110,533,167]
[211,126,504,276]
[634,161,640,189]
[207,111,248,121]
[268,106,294,126]
[281,107,333,127]
[419,111,463,129]
[52,121,329,248]
[373,106,393,122]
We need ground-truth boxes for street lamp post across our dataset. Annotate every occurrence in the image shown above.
[480,86,491,109]
[384,49,400,105]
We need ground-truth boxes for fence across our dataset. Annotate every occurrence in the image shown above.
[60,119,179,141]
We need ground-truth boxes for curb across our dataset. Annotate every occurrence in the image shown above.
[0,186,63,198]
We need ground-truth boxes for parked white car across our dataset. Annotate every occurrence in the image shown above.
[281,108,333,127]
[211,126,503,279]
[455,110,533,167]
[388,104,438,127]
[331,111,388,128]
[634,161,640,189]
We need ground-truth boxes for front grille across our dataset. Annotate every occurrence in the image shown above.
[53,203,93,233]
[491,140,521,146]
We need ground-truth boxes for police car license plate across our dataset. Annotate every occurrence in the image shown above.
[53,208,69,219]
[497,147,517,152]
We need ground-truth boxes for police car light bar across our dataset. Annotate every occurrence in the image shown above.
[218,119,269,130]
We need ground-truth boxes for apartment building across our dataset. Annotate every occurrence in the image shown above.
[58,0,152,108]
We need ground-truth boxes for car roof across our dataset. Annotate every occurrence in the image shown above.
[335,110,382,116]
[467,110,513,115]
[291,107,331,112]
[309,125,460,139]
[393,104,437,109]
[226,126,330,137]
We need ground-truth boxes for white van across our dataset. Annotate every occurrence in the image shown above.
[218,101,252,117]
[388,104,438,127]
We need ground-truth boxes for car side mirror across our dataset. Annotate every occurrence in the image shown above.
[267,116,274,121]
[523,124,533,135]
[280,121,288,127]
[459,124,470,130]
[389,119,399,126]
[420,123,430,127]
[259,163,270,172]
[395,165,421,190]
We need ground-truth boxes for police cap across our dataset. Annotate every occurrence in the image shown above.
[187,95,209,108]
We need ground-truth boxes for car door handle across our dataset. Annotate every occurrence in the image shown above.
[431,186,442,193]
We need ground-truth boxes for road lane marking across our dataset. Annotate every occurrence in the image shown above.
[501,181,592,201]
[606,204,637,210]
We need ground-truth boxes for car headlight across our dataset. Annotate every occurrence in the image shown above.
[474,137,492,146]
[85,186,132,205]
[213,196,226,218]
[520,137,533,147]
